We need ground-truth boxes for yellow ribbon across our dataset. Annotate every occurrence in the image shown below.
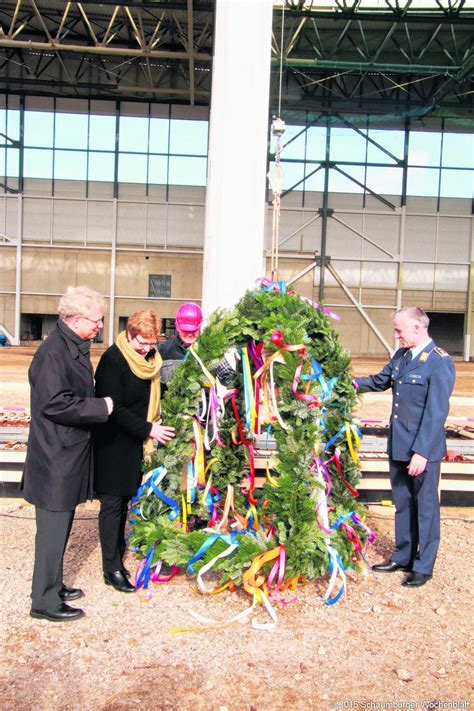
[266,458,280,487]
[193,419,206,486]
[242,546,282,598]
[345,421,360,464]
[242,346,257,432]
[189,343,216,386]
[181,494,187,529]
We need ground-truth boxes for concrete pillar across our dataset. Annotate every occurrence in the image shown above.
[202,0,273,317]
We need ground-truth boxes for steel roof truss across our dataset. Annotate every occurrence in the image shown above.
[355,21,370,60]
[285,17,307,57]
[309,17,324,58]
[329,19,353,58]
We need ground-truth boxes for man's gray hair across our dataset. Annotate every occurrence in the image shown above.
[58,286,104,321]
[394,306,430,329]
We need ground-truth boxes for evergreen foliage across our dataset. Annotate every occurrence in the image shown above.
[129,284,369,588]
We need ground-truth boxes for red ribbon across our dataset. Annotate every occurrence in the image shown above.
[324,448,359,498]
[231,393,258,506]
[292,360,320,409]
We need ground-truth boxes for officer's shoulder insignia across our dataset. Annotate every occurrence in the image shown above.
[433,346,448,358]
[419,352,429,362]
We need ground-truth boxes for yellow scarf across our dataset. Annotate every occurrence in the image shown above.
[116,330,162,459]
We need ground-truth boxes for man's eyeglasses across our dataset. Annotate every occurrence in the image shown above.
[81,316,104,326]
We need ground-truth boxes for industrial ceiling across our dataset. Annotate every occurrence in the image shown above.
[0,1,472,120]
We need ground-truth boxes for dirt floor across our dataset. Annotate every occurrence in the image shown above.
[0,501,473,710]
[0,347,473,710]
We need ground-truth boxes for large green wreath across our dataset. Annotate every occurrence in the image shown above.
[129,284,371,596]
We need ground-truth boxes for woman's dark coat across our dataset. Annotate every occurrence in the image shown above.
[21,327,109,511]
[94,344,153,497]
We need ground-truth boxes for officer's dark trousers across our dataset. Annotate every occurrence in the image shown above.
[31,507,75,609]
[98,494,130,573]
[389,459,441,575]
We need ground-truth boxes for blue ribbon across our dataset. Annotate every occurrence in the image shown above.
[263,280,287,294]
[135,543,155,590]
[131,466,180,521]
[325,548,346,605]
[265,424,273,448]
[197,485,220,519]
[300,358,338,401]
[186,530,242,574]
[331,511,356,530]
[240,346,253,430]
[149,480,180,521]
[323,422,362,452]
[188,461,196,505]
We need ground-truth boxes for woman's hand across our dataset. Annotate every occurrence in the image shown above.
[150,421,175,444]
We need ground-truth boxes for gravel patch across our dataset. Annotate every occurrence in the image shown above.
[1,501,473,710]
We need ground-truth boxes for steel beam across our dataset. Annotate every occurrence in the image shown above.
[0,38,211,61]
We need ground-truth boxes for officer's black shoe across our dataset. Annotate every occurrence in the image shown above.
[104,570,135,593]
[30,603,85,622]
[59,585,84,601]
[372,560,411,573]
[402,572,432,587]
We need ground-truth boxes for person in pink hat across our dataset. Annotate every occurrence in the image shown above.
[158,302,203,390]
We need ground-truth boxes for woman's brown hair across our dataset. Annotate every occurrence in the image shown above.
[126,310,161,340]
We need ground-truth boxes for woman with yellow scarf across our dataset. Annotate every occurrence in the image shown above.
[94,310,175,593]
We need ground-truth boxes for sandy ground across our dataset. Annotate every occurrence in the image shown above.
[0,348,473,710]
[0,500,473,710]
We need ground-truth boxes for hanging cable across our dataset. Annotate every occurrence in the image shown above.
[278,2,285,118]
[268,3,287,281]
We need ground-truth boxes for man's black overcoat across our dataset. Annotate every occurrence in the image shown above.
[22,326,109,511]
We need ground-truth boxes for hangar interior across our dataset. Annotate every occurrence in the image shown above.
[0,0,473,358]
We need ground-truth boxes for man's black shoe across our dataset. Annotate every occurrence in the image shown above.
[372,560,411,573]
[402,572,432,587]
[30,603,85,622]
[59,585,84,601]
[104,570,135,593]
[122,567,131,578]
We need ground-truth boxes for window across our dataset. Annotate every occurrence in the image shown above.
[149,118,170,153]
[408,131,441,167]
[149,274,171,298]
[55,113,88,149]
[169,120,208,156]
[161,318,176,338]
[330,127,367,163]
[89,115,116,151]
[19,313,106,342]
[24,148,53,179]
[426,312,464,357]
[119,116,149,153]
[1,102,210,189]
[55,150,87,180]
[24,111,54,148]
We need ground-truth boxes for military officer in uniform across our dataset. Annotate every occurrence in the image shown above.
[353,307,455,587]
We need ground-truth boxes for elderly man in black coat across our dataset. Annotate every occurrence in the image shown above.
[22,286,113,622]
